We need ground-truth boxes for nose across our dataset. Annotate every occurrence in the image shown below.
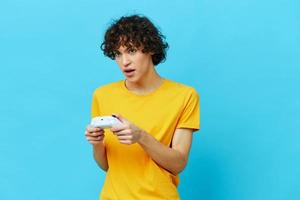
[121,54,131,67]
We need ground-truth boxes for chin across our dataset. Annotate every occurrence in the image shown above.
[126,77,142,85]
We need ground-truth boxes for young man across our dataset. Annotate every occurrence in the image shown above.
[85,15,200,200]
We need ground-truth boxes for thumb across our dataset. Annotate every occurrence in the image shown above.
[112,113,127,123]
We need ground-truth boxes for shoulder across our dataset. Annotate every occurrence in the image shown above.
[165,79,199,97]
[92,80,123,96]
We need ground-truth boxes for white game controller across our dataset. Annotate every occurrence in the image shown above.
[90,115,122,129]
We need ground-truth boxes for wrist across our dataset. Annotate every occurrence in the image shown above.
[93,141,105,150]
[138,130,148,145]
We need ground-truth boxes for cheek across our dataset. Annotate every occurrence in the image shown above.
[136,55,150,67]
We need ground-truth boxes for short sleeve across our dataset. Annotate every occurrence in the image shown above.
[91,91,101,118]
[177,89,200,131]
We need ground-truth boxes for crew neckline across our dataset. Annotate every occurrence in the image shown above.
[121,78,168,97]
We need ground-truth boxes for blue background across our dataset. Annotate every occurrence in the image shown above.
[1,0,299,199]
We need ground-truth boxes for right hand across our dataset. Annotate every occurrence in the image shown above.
[85,125,105,145]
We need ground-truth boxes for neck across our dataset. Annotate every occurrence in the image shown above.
[125,70,163,95]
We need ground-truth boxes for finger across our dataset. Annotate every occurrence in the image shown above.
[111,124,129,132]
[112,129,131,136]
[117,135,133,140]
[119,140,132,145]
[85,134,105,138]
[86,125,96,132]
[86,135,103,141]
[86,135,104,141]
[112,113,128,123]
[86,125,103,133]
[87,135,104,140]
[85,130,104,136]
[92,129,105,135]
[85,127,104,132]
[89,140,103,145]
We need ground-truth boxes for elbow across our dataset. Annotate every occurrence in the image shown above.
[95,161,109,172]
[175,164,187,175]
[100,165,109,172]
[171,157,188,176]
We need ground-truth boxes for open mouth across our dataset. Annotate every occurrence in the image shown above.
[124,69,135,76]
[124,69,135,73]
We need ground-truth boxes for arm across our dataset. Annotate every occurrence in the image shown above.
[111,114,195,175]
[85,126,109,171]
[138,128,193,175]
[93,142,109,171]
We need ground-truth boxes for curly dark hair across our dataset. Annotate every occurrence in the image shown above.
[100,15,169,66]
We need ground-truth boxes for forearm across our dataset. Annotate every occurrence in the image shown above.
[93,142,109,171]
[138,131,187,175]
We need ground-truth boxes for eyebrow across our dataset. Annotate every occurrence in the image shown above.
[115,47,137,53]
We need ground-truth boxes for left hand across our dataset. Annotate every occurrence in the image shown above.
[110,114,144,145]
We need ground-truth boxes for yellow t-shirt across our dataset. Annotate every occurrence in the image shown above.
[91,79,200,200]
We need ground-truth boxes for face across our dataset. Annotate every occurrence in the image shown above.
[114,46,154,84]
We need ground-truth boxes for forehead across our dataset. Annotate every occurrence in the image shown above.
[116,45,138,52]
[116,46,127,52]
[115,36,141,52]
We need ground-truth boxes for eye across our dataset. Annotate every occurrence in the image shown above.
[128,48,137,54]
[114,51,121,58]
